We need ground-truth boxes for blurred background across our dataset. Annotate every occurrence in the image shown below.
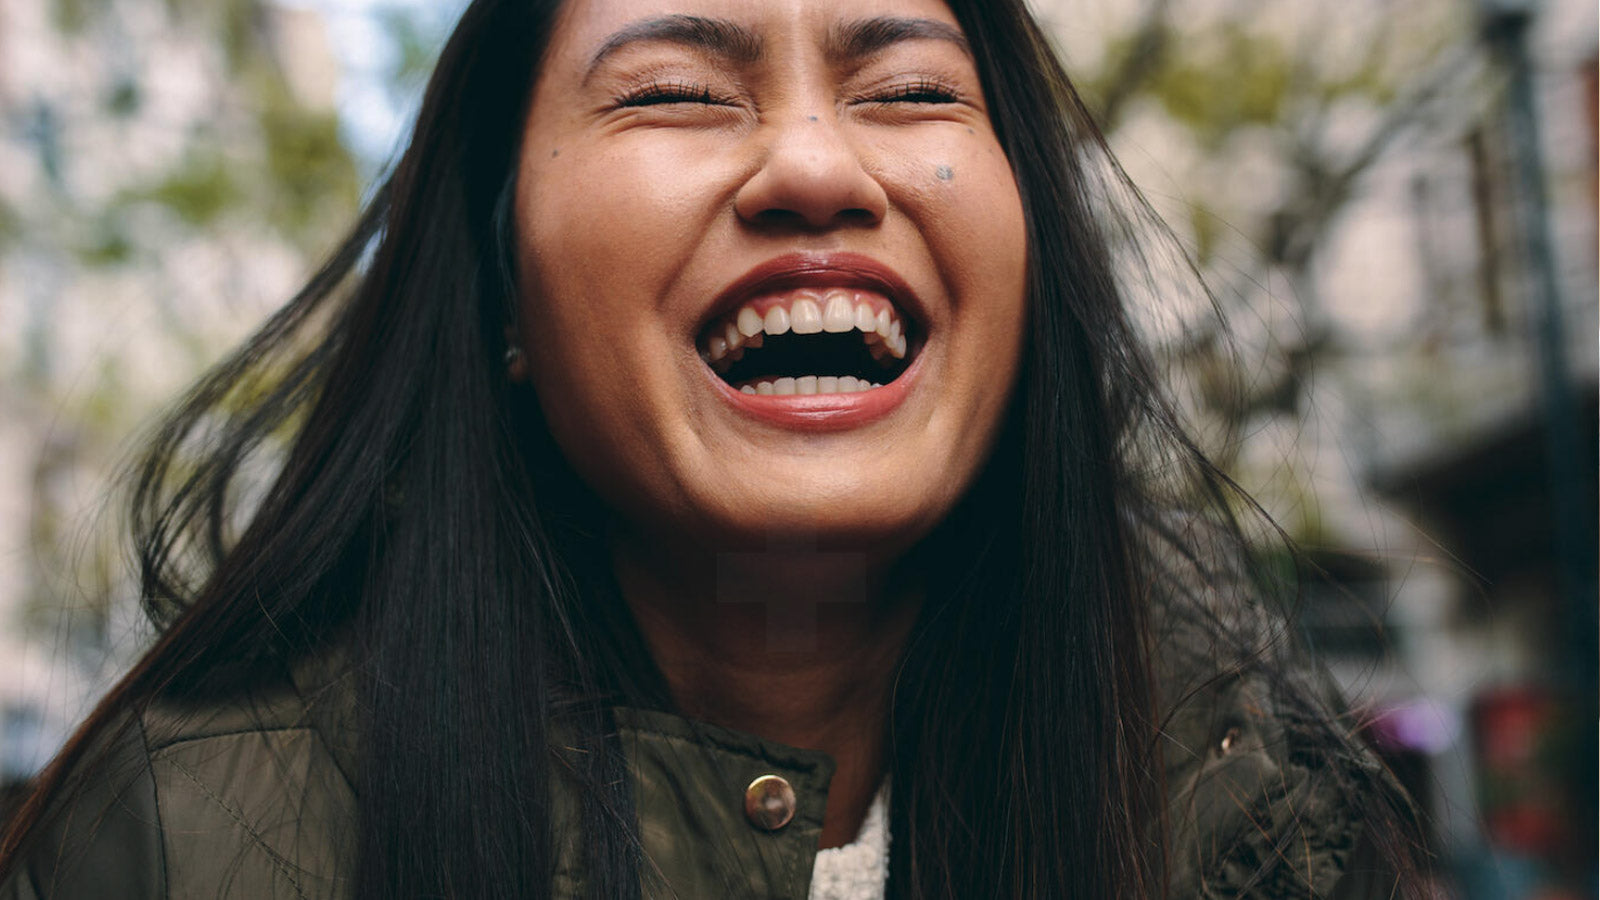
[0,0,1593,895]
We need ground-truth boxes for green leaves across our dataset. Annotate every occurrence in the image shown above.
[136,153,242,227]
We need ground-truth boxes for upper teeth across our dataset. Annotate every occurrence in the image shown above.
[703,289,909,363]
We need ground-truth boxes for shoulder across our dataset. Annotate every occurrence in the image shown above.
[2,660,357,900]
[1138,512,1409,898]
[1159,662,1393,897]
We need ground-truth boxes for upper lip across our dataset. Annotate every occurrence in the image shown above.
[699,252,927,335]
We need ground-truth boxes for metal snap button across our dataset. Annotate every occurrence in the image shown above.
[744,774,797,831]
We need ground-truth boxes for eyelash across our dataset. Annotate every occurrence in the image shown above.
[614,77,963,108]
[616,79,735,107]
[860,78,961,105]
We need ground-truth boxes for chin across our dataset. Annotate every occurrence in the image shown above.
[682,485,955,556]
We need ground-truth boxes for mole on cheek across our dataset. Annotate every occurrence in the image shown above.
[808,115,819,122]
[935,165,954,182]
[551,148,560,158]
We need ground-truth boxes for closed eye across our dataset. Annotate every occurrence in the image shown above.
[859,78,961,105]
[616,79,737,107]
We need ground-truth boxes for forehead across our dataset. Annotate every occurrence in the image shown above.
[546,0,965,62]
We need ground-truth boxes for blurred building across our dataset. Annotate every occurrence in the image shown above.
[1041,0,1595,895]
[1290,4,1597,896]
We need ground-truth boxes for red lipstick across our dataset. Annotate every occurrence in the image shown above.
[700,252,926,432]
[702,252,927,328]
[704,353,925,432]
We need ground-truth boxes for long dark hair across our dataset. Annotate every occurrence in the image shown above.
[1,0,1421,897]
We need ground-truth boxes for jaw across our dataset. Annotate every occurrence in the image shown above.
[531,300,997,561]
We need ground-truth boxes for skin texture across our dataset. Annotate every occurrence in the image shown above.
[512,0,1027,847]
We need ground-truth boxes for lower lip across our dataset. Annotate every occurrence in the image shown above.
[705,357,923,432]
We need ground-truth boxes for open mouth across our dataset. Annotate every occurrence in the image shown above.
[698,288,915,395]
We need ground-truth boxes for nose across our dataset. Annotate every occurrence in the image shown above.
[734,114,888,230]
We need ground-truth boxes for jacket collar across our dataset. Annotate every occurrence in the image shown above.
[288,652,840,897]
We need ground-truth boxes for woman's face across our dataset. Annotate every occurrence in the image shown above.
[513,0,1027,554]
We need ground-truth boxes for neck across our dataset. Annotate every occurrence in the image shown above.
[612,529,919,849]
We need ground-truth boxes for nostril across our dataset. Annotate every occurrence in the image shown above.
[744,207,878,231]
[744,208,808,229]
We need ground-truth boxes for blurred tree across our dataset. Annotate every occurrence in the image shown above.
[1054,0,1487,538]
[0,0,361,687]
[1056,3,1598,894]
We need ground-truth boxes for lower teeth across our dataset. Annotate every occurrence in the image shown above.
[738,375,884,396]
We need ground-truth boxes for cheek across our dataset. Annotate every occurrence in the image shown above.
[884,138,1028,367]
[509,147,726,517]
[512,191,640,457]
[937,159,1027,290]
[905,139,1029,457]
[870,127,1026,285]
[513,144,688,359]
[527,137,731,261]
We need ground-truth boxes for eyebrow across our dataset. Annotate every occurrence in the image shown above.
[585,15,762,82]
[584,15,971,83]
[830,17,971,61]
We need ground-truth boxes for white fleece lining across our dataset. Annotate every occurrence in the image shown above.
[808,781,890,900]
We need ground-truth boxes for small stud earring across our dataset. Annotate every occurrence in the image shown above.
[504,345,524,366]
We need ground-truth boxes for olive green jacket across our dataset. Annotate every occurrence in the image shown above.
[2,643,1398,899]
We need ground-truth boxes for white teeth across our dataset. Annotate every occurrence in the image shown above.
[854,302,876,333]
[822,292,855,333]
[764,306,791,335]
[738,375,887,394]
[790,296,823,334]
[708,293,912,383]
[726,298,900,342]
[737,306,764,337]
